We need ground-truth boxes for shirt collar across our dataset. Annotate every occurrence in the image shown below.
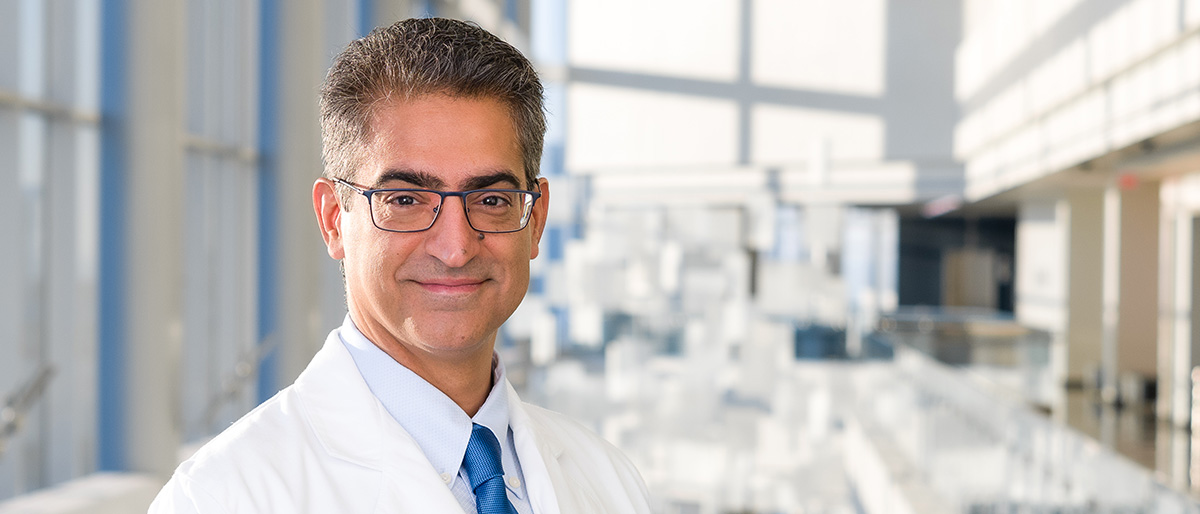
[472,354,511,450]
[337,315,512,480]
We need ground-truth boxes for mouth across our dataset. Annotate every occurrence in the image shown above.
[415,278,487,294]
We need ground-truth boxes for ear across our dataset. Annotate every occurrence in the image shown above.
[529,177,550,260]
[313,178,346,260]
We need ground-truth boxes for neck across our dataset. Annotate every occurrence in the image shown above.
[401,351,494,417]
[349,315,496,417]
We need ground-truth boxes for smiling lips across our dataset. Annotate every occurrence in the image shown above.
[415,278,487,294]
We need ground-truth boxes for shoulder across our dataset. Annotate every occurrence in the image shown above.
[151,330,395,513]
[518,402,653,512]
[151,386,377,513]
[152,387,308,509]
[520,402,617,455]
[186,386,315,469]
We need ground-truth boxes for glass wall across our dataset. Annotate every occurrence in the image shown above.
[180,0,263,443]
[0,0,101,498]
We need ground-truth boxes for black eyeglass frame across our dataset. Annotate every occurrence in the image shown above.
[334,178,543,234]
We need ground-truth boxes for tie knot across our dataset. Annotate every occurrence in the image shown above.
[463,423,505,491]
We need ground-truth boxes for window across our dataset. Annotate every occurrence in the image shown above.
[180,0,262,442]
[0,0,101,499]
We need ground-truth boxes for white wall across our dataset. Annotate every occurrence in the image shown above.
[562,0,962,206]
[957,0,1200,200]
[568,0,739,82]
[1015,200,1067,332]
[566,84,740,170]
[1013,191,1108,387]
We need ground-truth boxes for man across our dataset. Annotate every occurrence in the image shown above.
[150,18,651,513]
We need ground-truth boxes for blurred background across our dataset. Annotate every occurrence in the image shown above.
[4,0,1200,512]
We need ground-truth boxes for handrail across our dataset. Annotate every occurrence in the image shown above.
[198,335,278,432]
[0,365,56,459]
[860,340,1200,511]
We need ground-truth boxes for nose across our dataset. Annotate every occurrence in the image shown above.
[423,195,481,268]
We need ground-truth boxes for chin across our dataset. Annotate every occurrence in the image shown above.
[421,338,494,358]
[408,322,496,355]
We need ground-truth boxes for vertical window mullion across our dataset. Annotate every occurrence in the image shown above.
[203,154,223,430]
[239,160,259,414]
[215,2,234,423]
[44,114,77,485]
[0,107,20,502]
[208,156,230,426]
[0,0,19,496]
[239,0,260,417]
[182,151,208,441]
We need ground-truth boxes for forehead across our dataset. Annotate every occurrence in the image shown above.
[360,94,524,188]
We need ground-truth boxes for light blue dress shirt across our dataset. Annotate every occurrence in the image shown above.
[338,316,534,514]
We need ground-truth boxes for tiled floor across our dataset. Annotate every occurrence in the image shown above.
[1057,388,1200,498]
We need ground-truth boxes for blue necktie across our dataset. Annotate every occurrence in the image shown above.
[463,423,518,514]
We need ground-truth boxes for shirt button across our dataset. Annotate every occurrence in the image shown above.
[441,473,452,484]
[508,476,521,488]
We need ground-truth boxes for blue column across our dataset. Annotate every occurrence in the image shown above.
[358,0,374,35]
[97,0,128,472]
[256,0,280,404]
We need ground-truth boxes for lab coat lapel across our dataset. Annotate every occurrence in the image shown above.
[374,414,466,513]
[294,332,466,513]
[506,381,570,514]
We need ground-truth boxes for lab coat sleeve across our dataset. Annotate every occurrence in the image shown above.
[148,473,232,514]
[611,443,652,508]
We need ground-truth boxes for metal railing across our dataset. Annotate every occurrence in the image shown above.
[861,307,1200,512]
[0,366,55,460]
[864,344,1199,512]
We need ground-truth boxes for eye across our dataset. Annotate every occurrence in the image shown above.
[376,191,430,207]
[475,192,514,208]
[390,194,417,206]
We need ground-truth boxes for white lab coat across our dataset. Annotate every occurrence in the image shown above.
[149,331,652,513]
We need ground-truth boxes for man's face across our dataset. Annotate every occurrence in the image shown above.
[314,94,548,360]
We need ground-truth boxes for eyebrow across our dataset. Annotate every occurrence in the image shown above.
[374,169,444,189]
[462,171,523,190]
[374,168,524,190]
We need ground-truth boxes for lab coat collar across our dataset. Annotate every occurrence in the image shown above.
[293,330,569,513]
[506,380,564,514]
[292,330,463,509]
[337,315,522,499]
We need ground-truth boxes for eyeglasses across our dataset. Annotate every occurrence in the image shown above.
[334,178,541,234]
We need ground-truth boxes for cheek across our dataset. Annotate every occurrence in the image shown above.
[498,241,532,290]
[342,223,395,282]
[359,237,405,279]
